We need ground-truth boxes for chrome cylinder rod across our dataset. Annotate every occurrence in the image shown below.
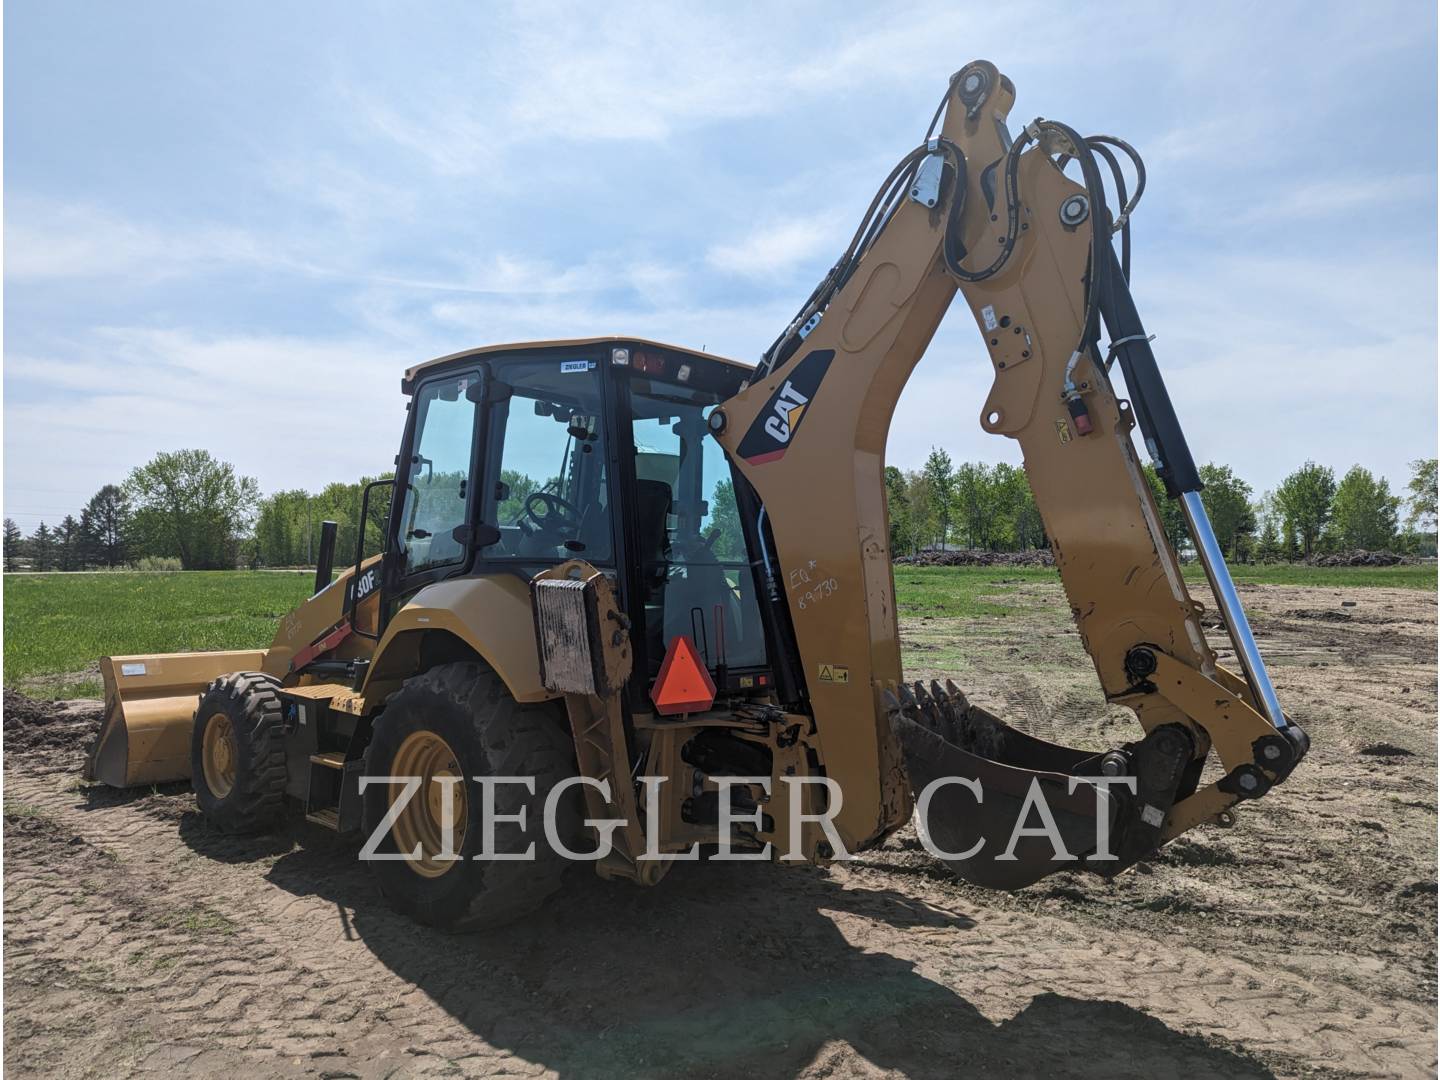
[1180,490,1288,729]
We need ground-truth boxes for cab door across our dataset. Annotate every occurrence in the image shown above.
[386,367,485,602]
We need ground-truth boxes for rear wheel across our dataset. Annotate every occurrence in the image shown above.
[191,672,288,833]
[361,662,582,931]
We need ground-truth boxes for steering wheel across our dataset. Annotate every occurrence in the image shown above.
[521,491,581,535]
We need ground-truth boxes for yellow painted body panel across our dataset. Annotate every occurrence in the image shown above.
[364,573,551,703]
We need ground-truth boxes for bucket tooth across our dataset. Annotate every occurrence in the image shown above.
[929,680,964,745]
[912,681,940,735]
[897,682,918,718]
[943,679,971,714]
[921,682,951,741]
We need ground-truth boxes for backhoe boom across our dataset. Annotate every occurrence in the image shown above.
[712,60,1307,883]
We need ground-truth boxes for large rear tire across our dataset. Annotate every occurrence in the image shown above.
[191,672,288,833]
[361,662,582,932]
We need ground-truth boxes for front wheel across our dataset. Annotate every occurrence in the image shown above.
[191,672,288,833]
[361,662,582,931]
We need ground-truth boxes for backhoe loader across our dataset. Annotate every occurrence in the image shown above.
[86,60,1308,928]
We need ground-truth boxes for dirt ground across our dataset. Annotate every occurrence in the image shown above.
[4,581,1436,1078]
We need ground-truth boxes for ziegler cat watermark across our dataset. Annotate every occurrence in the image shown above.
[356,773,1139,865]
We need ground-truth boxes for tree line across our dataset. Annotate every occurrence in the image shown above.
[4,448,1435,572]
[3,449,391,572]
[885,451,1438,561]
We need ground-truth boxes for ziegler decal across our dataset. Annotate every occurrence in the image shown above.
[736,349,835,465]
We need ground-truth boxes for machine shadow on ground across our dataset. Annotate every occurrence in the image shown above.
[175,813,1276,1078]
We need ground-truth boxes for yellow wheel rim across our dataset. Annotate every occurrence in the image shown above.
[389,730,467,879]
[201,712,237,798]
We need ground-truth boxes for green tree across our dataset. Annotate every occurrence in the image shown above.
[1255,517,1281,561]
[1252,492,1282,561]
[951,461,993,549]
[1196,463,1256,559]
[1405,458,1437,531]
[1329,465,1400,550]
[1273,461,1335,559]
[79,484,131,567]
[921,448,955,549]
[704,478,745,561]
[496,468,541,526]
[253,474,393,568]
[903,470,936,556]
[255,488,309,566]
[882,466,915,556]
[990,462,1044,550]
[57,515,83,571]
[30,522,55,571]
[3,518,23,571]
[124,449,260,570]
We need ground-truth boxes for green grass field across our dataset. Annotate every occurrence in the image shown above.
[4,562,1433,698]
[4,571,314,698]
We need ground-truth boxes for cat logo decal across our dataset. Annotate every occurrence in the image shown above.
[736,350,834,465]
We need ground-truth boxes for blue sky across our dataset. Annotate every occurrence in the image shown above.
[5,2,1436,532]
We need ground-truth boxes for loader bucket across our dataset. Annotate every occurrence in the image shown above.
[84,650,268,787]
[887,680,1122,889]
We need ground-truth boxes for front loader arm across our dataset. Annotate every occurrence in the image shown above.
[714,61,1307,879]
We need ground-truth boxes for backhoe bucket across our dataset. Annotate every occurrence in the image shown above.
[887,681,1133,889]
[84,650,267,787]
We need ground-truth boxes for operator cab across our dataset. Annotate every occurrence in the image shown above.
[387,338,771,707]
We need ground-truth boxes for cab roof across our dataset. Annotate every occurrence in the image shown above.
[404,336,753,385]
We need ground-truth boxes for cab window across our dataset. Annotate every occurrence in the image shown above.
[629,378,765,675]
[482,356,613,563]
[399,371,480,576]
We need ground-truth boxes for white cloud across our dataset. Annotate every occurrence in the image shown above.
[4,329,412,507]
[705,215,842,279]
[1234,175,1432,224]
[339,2,1077,179]
[3,200,282,283]
[427,293,788,363]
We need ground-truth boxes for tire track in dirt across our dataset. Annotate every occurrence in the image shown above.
[5,580,1436,1078]
[6,757,1435,1079]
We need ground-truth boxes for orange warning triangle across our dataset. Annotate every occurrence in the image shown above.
[651,635,717,715]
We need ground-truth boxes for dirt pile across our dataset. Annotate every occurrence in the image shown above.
[896,548,1055,567]
[1304,550,1415,567]
[3,690,102,771]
